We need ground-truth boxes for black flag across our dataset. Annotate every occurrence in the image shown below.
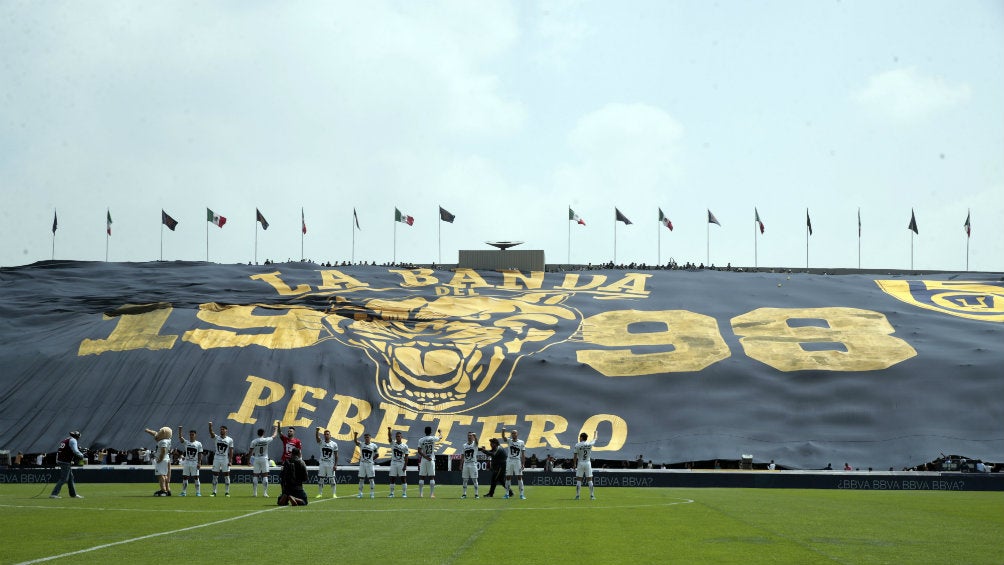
[615,208,632,225]
[256,208,269,230]
[161,210,178,231]
[439,206,455,223]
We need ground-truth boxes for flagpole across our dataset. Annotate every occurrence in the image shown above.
[657,213,661,266]
[105,231,109,263]
[963,208,971,272]
[438,213,442,265]
[754,211,758,269]
[910,232,914,271]
[567,205,571,265]
[351,212,356,264]
[393,215,397,265]
[206,217,209,262]
[613,213,618,265]
[160,221,164,262]
[706,219,710,267]
[858,208,861,270]
[254,222,259,265]
[805,209,809,271]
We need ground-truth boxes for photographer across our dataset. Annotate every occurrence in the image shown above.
[50,430,86,499]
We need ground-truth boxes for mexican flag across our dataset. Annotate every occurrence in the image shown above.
[658,207,673,231]
[569,207,586,226]
[755,208,765,234]
[395,208,414,226]
[207,208,227,228]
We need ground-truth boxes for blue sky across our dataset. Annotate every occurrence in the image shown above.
[1,1,1001,270]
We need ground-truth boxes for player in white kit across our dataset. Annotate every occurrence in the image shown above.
[461,432,480,499]
[177,426,203,496]
[386,428,409,498]
[315,427,339,498]
[208,421,234,497]
[416,426,441,498]
[501,427,526,499]
[249,421,278,497]
[572,430,598,500]
[354,432,377,498]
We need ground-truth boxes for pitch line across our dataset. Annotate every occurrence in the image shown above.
[14,498,335,565]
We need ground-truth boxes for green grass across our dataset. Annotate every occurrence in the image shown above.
[2,483,1001,564]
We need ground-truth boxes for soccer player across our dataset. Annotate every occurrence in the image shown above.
[386,427,409,498]
[572,430,598,500]
[461,431,480,499]
[354,431,377,498]
[144,427,173,496]
[416,426,441,498]
[207,421,234,497]
[177,426,203,496]
[501,427,526,499]
[249,421,278,497]
[277,447,309,506]
[315,427,339,498]
[279,425,301,465]
[49,430,85,499]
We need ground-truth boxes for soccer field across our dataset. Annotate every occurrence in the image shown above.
[2,483,1001,564]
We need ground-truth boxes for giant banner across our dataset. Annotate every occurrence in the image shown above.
[1,261,1001,470]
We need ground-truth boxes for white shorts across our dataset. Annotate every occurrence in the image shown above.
[154,459,169,477]
[388,461,407,478]
[318,461,335,478]
[419,458,436,476]
[212,458,230,473]
[181,461,199,477]
[462,463,479,480]
[358,461,375,479]
[506,459,523,476]
[576,461,593,479]
[252,457,270,475]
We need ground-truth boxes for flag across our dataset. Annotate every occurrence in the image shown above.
[439,206,455,223]
[52,210,58,234]
[106,209,112,236]
[302,208,307,235]
[908,209,918,234]
[256,208,269,230]
[615,208,632,225]
[395,207,414,226]
[569,207,586,226]
[806,209,813,235]
[658,207,673,231]
[161,210,178,231]
[353,208,360,230]
[207,208,227,228]
[858,208,861,237]
[707,209,721,226]
[964,211,971,238]
[754,208,765,234]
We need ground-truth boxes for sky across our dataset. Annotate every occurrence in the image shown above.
[2,1,1002,271]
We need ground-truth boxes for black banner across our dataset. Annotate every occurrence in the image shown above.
[1,261,1001,470]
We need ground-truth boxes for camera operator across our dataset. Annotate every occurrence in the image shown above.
[50,430,86,499]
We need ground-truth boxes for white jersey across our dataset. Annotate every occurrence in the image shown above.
[156,438,172,462]
[179,439,203,463]
[417,435,439,461]
[504,437,526,460]
[462,441,479,465]
[357,442,377,464]
[390,442,409,465]
[213,435,234,459]
[574,438,596,462]
[249,436,274,459]
[318,440,338,463]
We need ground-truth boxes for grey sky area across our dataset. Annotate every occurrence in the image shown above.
[2,1,1001,270]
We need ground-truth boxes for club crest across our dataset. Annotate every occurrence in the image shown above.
[875,280,1004,323]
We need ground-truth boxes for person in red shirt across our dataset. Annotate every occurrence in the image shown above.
[279,425,301,464]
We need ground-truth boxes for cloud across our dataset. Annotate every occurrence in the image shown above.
[533,0,592,68]
[852,67,971,122]
[557,102,685,193]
